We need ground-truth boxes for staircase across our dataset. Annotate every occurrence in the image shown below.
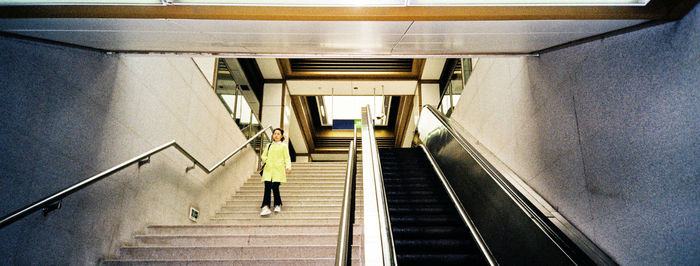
[103,161,364,265]
[378,148,487,265]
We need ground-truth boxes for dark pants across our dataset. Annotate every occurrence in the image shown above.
[261,181,282,208]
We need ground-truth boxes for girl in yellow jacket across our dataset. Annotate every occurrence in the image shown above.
[259,128,292,216]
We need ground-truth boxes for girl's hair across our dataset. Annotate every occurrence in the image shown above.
[272,128,285,141]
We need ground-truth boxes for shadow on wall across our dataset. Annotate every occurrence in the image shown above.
[486,6,700,264]
[0,38,223,264]
[0,37,130,264]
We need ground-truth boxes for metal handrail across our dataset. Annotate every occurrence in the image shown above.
[361,105,397,266]
[0,126,273,229]
[418,144,498,266]
[335,124,358,266]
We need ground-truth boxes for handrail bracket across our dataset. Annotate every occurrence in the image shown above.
[138,156,151,167]
[42,201,62,216]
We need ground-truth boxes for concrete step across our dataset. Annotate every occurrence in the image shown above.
[237,186,363,191]
[133,233,361,246]
[228,195,359,201]
[103,258,361,265]
[146,224,363,235]
[224,199,363,206]
[221,204,364,212]
[117,245,361,260]
[232,191,357,197]
[208,217,347,225]
[243,180,363,185]
[214,211,363,219]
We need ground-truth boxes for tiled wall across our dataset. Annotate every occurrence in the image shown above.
[450,5,699,265]
[0,38,257,264]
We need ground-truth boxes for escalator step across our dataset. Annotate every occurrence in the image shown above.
[397,253,485,265]
[394,239,478,253]
[389,206,452,213]
[390,215,462,225]
[392,225,469,238]
[380,148,487,266]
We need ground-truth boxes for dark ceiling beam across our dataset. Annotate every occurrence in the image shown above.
[0,3,672,20]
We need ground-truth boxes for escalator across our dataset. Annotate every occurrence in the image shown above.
[379,148,488,265]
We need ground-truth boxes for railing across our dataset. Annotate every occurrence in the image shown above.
[361,105,397,266]
[335,124,358,266]
[0,126,273,229]
[418,143,497,266]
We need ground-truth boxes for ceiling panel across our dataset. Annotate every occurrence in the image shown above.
[0,18,177,31]
[171,20,413,34]
[0,18,648,55]
[396,32,602,53]
[3,29,241,51]
[406,19,646,34]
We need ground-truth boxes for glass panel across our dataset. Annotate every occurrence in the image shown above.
[215,58,260,135]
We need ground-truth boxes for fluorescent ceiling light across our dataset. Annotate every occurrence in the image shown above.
[407,0,649,6]
[0,0,160,4]
[0,0,648,5]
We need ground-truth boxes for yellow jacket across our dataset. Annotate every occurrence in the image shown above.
[260,141,292,183]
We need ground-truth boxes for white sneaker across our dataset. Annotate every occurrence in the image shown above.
[260,206,271,216]
[274,205,281,213]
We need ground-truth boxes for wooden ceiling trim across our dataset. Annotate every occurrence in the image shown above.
[0,5,666,20]
[281,58,424,79]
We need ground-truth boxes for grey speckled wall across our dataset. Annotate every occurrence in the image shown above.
[0,37,257,264]
[450,4,699,265]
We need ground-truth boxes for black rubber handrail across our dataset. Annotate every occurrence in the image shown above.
[0,126,272,229]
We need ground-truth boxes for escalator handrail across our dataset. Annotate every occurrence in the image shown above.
[418,144,498,266]
[361,105,398,266]
[335,125,358,266]
[0,126,273,229]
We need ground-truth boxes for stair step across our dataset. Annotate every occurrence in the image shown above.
[133,233,361,246]
[146,224,363,235]
[117,245,361,260]
[103,258,362,265]
[223,200,363,206]
[209,217,349,225]
[229,195,350,201]
[233,191,348,196]
[237,187,363,192]
[243,180,362,185]
[221,205,363,212]
[215,210,363,219]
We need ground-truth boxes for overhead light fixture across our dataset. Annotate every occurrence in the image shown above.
[0,0,161,4]
[0,0,648,5]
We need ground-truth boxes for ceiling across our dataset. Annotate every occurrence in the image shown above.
[0,18,648,55]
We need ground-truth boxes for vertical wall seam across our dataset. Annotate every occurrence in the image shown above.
[571,87,592,221]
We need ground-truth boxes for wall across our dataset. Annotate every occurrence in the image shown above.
[450,5,699,265]
[0,36,257,264]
